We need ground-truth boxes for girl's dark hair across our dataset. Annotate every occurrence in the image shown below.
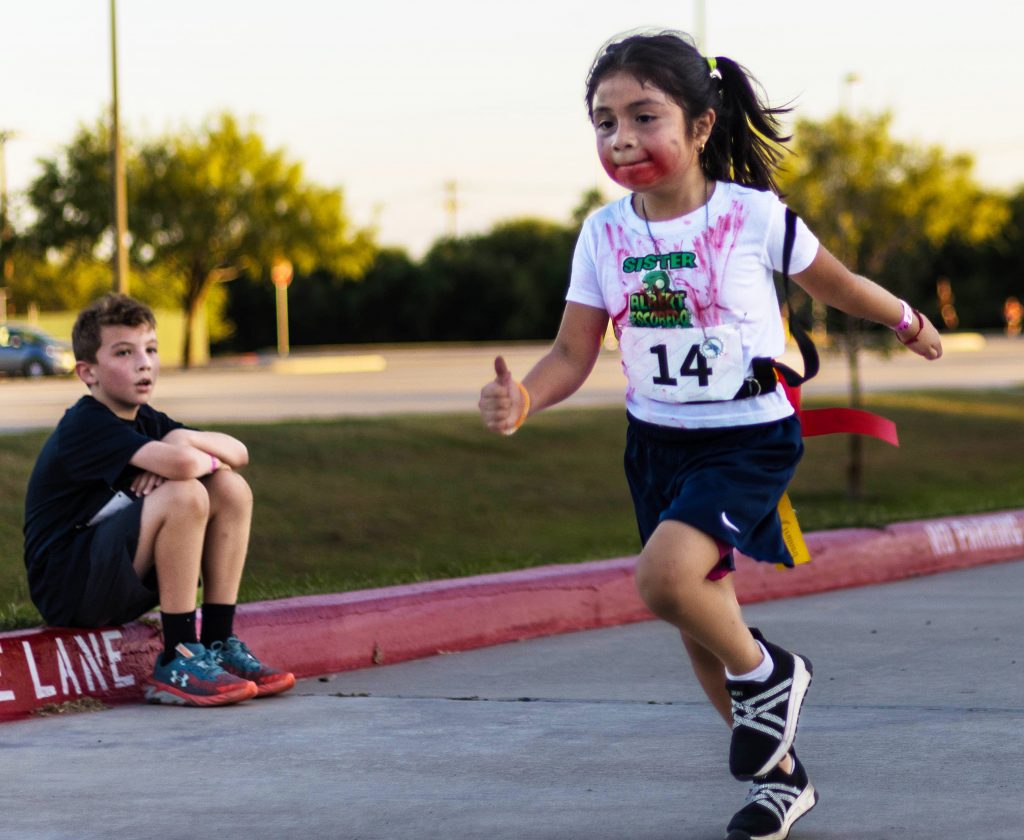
[585,30,791,194]
[72,293,157,362]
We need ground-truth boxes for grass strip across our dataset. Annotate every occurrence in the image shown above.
[1,387,1021,630]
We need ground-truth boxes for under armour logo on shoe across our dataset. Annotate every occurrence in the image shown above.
[170,670,190,688]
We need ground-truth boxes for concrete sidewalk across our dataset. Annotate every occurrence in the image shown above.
[4,558,1023,840]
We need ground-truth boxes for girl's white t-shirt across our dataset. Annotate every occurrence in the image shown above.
[567,182,820,429]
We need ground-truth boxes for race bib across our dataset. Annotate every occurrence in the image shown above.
[621,324,746,403]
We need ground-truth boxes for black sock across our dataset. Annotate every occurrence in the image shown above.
[161,611,197,665]
[200,603,236,647]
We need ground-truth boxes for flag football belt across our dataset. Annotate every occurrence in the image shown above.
[684,356,781,404]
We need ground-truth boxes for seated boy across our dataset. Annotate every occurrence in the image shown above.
[23,293,295,706]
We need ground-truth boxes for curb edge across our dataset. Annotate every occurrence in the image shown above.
[2,509,1021,720]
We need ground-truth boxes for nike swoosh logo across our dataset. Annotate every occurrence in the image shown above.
[720,512,741,533]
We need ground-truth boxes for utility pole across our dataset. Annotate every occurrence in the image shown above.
[840,72,861,115]
[0,129,14,324]
[443,179,458,238]
[693,0,706,53]
[110,0,129,294]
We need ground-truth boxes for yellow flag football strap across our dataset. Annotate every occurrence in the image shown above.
[777,492,812,568]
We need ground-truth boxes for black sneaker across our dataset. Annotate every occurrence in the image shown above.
[725,752,818,840]
[727,629,813,780]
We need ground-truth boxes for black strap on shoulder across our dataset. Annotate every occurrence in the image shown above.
[772,208,819,388]
[782,206,797,280]
[691,208,820,404]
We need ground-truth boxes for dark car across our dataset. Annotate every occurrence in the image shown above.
[0,324,76,377]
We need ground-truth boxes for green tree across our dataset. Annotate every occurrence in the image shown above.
[25,114,374,365]
[132,114,374,364]
[217,186,603,350]
[17,125,128,313]
[933,186,1024,330]
[421,218,576,341]
[26,124,113,257]
[571,188,608,228]
[779,113,1008,497]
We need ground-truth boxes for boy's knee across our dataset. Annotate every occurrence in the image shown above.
[208,470,253,511]
[147,477,210,519]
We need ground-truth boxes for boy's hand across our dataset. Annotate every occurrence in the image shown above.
[131,470,165,496]
[897,311,943,360]
[478,356,525,435]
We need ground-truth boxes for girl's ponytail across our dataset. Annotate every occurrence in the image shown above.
[702,55,791,194]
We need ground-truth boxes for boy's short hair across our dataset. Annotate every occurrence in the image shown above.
[72,294,157,362]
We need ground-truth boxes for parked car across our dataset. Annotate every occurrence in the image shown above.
[0,324,76,377]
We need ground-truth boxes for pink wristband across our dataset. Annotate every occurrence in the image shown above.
[210,455,219,474]
[891,299,913,332]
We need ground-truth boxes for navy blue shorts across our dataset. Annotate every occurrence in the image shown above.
[69,497,158,627]
[624,413,804,569]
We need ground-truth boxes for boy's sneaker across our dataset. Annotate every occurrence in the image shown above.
[210,636,296,697]
[145,642,258,707]
[728,628,813,780]
[725,752,818,840]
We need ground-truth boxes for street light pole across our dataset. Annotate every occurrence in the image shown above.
[271,258,293,358]
[0,129,14,324]
[110,0,129,294]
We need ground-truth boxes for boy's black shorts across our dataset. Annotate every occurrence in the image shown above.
[69,497,158,627]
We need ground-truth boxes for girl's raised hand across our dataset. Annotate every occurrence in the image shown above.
[897,311,943,361]
[478,356,525,435]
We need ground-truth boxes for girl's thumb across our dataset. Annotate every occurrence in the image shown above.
[494,356,512,386]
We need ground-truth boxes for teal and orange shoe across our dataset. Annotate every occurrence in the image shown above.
[145,643,258,707]
[210,636,296,697]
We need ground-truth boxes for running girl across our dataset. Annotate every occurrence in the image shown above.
[478,30,941,840]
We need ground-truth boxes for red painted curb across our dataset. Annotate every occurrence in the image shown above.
[2,509,1022,720]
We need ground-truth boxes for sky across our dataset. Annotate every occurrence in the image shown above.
[3,0,1022,257]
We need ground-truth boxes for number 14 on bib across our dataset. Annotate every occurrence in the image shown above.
[620,324,746,403]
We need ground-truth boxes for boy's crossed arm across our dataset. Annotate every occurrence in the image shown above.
[160,428,249,469]
[129,429,249,493]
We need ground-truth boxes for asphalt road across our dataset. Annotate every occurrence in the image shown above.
[0,335,1021,432]
[4,559,1022,839]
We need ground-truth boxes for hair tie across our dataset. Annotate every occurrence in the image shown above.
[707,56,723,80]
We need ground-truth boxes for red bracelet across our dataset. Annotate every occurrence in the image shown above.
[897,309,925,345]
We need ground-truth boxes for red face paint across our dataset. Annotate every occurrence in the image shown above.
[609,157,667,190]
[597,142,672,190]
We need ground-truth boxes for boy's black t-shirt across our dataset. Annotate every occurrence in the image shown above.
[23,396,183,624]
